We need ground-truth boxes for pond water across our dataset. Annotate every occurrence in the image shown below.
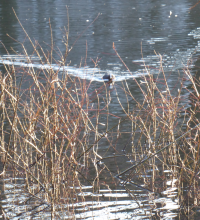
[0,0,200,219]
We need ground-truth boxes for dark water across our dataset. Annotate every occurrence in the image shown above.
[0,0,200,219]
[1,0,200,71]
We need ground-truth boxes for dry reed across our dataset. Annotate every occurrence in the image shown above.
[0,11,200,220]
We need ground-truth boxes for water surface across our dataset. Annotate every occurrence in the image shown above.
[0,0,200,219]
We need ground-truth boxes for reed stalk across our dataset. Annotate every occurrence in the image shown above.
[0,11,200,220]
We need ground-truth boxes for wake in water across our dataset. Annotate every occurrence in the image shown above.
[1,27,199,83]
[0,55,139,82]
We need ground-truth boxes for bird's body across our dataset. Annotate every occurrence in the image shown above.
[102,74,115,82]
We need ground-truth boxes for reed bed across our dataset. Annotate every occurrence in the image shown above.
[0,14,200,219]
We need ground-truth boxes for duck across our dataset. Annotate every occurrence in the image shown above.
[102,74,115,82]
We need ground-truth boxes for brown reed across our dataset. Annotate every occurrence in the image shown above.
[0,11,200,220]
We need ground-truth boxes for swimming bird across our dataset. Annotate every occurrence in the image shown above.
[102,74,115,82]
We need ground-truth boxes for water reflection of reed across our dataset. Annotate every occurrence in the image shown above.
[0,11,200,220]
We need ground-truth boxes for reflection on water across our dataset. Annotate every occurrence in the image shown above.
[1,175,180,219]
[1,178,49,219]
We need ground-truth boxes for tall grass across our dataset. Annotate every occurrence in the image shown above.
[0,11,200,219]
